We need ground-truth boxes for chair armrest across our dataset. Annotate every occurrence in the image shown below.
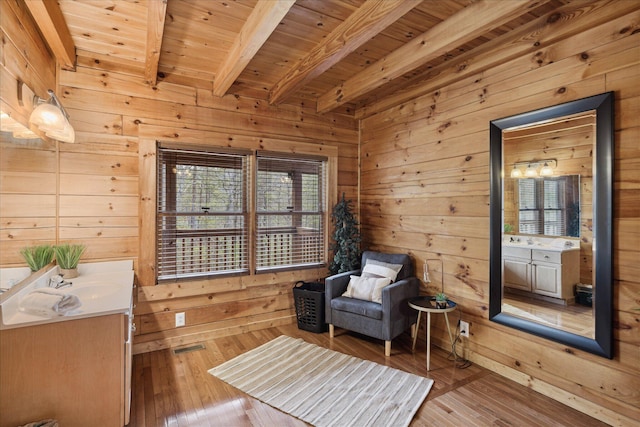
[325,269,360,324]
[325,269,360,299]
[381,277,420,311]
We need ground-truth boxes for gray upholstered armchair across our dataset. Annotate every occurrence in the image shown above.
[325,251,420,356]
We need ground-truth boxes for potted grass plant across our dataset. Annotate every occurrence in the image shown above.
[20,244,55,272]
[53,243,85,279]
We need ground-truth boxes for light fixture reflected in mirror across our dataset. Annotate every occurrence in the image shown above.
[280,172,294,183]
[540,161,554,176]
[510,159,557,178]
[524,163,537,177]
[29,89,75,143]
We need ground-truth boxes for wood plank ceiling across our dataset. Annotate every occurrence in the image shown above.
[29,0,569,118]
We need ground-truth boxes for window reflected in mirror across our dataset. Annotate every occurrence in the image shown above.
[513,175,580,237]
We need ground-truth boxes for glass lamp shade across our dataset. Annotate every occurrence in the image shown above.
[510,166,523,178]
[45,118,75,143]
[0,111,19,132]
[539,162,553,176]
[524,164,538,177]
[13,129,40,139]
[29,103,66,132]
[1,110,40,138]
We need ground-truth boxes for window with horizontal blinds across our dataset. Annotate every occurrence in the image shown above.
[157,147,249,281]
[542,179,565,236]
[518,177,578,237]
[518,179,541,234]
[256,154,326,271]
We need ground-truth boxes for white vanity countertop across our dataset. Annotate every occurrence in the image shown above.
[502,236,580,252]
[0,266,32,292]
[0,260,134,330]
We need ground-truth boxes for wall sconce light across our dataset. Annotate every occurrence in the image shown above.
[29,89,75,143]
[510,159,557,178]
[0,110,40,139]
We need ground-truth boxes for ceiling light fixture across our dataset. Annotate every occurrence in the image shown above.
[29,89,75,143]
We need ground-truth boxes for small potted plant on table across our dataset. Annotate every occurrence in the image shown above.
[54,243,85,279]
[435,292,448,309]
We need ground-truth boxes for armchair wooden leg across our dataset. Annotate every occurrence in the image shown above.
[385,340,391,357]
[329,324,334,338]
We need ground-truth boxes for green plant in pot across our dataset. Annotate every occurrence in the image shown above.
[54,243,85,279]
[435,292,448,309]
[20,244,55,272]
[328,193,361,275]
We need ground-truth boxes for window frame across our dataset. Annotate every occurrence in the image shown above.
[517,176,579,237]
[148,141,333,285]
[156,144,251,282]
[255,151,327,273]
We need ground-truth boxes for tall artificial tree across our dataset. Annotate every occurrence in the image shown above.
[329,193,361,275]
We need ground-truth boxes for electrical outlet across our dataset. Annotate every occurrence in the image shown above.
[460,320,469,338]
[175,312,186,327]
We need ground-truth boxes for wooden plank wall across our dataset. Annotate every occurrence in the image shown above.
[0,0,57,265]
[359,4,639,425]
[1,2,140,271]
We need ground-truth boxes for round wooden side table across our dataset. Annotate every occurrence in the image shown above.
[408,296,457,371]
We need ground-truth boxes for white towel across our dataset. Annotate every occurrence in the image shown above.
[19,288,81,317]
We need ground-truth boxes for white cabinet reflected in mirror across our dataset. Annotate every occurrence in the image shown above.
[490,92,613,359]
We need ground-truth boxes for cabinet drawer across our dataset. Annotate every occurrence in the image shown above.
[532,249,561,264]
[503,246,531,260]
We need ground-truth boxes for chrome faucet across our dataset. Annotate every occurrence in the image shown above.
[49,274,73,289]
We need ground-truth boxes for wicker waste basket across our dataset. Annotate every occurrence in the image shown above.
[293,280,327,333]
[575,283,593,306]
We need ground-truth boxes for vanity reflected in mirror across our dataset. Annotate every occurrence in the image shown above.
[489,92,613,358]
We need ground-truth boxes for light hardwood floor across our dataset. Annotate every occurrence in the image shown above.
[504,293,595,338]
[129,323,607,426]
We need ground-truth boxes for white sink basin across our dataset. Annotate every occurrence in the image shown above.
[69,285,121,300]
[0,261,134,329]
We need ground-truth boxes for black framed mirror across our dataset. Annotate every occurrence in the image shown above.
[489,92,613,358]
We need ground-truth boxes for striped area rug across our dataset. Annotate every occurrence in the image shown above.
[208,335,433,427]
